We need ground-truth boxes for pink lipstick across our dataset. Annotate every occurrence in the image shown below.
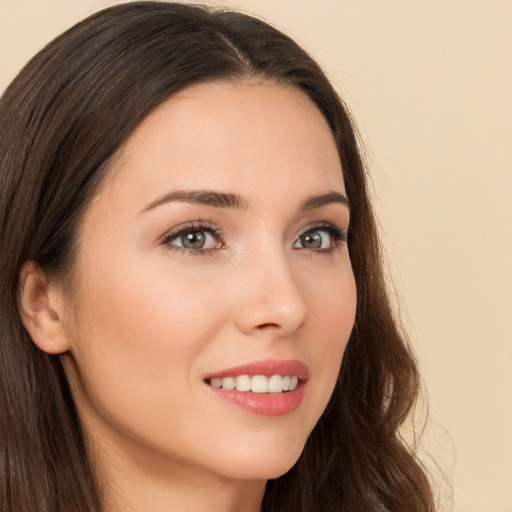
[204,359,308,416]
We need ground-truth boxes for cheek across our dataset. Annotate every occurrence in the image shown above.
[68,260,229,427]
[80,257,226,352]
[64,242,356,480]
[301,263,356,408]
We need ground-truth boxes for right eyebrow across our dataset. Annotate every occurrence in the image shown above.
[139,189,249,214]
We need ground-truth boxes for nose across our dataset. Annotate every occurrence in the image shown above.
[233,249,309,338]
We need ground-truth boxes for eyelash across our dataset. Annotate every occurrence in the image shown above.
[160,220,348,256]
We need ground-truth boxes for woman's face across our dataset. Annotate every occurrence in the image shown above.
[61,81,356,482]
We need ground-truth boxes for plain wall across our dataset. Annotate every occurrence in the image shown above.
[1,1,511,511]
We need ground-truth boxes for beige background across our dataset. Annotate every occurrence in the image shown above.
[1,1,511,511]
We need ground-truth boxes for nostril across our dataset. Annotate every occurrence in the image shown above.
[256,322,280,330]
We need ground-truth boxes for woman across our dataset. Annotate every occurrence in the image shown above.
[0,2,434,511]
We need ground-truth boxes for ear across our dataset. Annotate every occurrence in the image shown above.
[19,261,71,354]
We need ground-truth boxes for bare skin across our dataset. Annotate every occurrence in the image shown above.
[21,81,356,512]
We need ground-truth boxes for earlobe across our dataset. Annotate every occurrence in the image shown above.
[19,261,71,354]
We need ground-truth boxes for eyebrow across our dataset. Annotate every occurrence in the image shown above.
[140,189,249,213]
[299,191,350,212]
[140,189,349,214]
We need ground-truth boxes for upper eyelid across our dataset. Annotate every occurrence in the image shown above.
[162,220,219,236]
[297,221,340,233]
[296,221,347,238]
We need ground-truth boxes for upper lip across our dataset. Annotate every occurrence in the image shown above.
[205,359,309,381]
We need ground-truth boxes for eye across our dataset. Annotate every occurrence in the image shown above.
[295,230,330,250]
[293,223,347,251]
[171,230,216,249]
[161,222,224,253]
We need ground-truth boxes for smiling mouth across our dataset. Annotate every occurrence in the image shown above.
[205,374,299,394]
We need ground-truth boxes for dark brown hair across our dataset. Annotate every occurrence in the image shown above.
[0,2,434,511]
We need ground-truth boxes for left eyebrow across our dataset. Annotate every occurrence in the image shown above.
[299,191,350,212]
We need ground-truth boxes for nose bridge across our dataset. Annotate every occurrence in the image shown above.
[234,240,308,336]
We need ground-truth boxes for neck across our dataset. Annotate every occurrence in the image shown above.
[104,467,265,512]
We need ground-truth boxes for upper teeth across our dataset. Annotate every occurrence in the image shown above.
[209,375,299,393]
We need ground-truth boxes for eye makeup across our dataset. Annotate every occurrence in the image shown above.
[159,218,348,257]
[160,220,225,256]
[294,221,348,253]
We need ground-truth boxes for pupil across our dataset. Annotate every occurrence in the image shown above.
[302,232,322,249]
[182,231,205,249]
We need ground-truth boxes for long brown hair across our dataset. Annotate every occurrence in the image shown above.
[0,2,434,511]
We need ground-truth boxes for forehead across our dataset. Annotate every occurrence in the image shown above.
[96,80,345,211]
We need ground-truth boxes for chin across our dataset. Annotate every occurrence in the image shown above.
[212,436,306,481]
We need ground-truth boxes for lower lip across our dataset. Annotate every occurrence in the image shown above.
[206,383,306,416]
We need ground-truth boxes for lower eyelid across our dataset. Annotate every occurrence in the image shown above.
[167,246,217,257]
